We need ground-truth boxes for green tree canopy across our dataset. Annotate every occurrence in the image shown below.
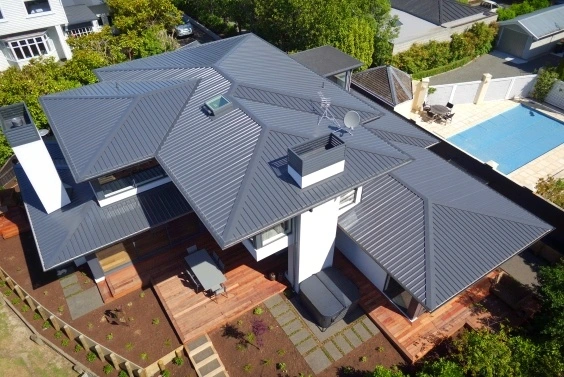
[535,175,564,208]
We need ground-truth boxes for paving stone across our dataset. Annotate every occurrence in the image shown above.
[323,341,343,361]
[264,294,283,309]
[282,319,302,335]
[59,274,78,288]
[296,337,317,354]
[270,301,290,317]
[187,335,208,352]
[333,334,352,354]
[304,348,332,374]
[66,286,103,320]
[276,310,297,326]
[62,283,82,297]
[361,316,380,335]
[198,358,220,376]
[353,322,372,342]
[343,328,362,348]
[193,346,214,364]
[290,330,310,345]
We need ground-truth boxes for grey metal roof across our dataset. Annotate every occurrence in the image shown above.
[63,5,97,24]
[291,46,364,77]
[391,0,485,25]
[338,142,552,311]
[498,4,564,40]
[40,34,416,251]
[16,142,192,270]
[0,103,40,148]
[352,66,414,107]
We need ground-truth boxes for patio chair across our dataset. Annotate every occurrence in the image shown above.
[186,245,198,255]
[210,282,228,303]
[216,259,225,273]
[422,102,431,111]
[446,102,454,110]
[443,113,455,123]
[185,269,201,293]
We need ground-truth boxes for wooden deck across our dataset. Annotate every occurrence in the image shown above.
[153,240,287,343]
[334,251,496,363]
[0,206,30,239]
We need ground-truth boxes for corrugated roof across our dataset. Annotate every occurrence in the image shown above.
[339,142,552,311]
[391,0,485,25]
[498,4,564,39]
[16,142,193,270]
[291,45,364,77]
[352,66,413,107]
[63,4,97,24]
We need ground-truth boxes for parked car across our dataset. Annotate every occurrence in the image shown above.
[480,0,502,12]
[175,14,193,37]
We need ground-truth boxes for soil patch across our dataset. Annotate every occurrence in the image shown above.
[209,307,314,376]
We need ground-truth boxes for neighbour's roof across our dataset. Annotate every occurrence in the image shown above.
[63,4,97,24]
[498,4,564,40]
[291,46,364,77]
[17,141,193,270]
[40,34,429,253]
[338,142,552,311]
[352,66,413,107]
[391,0,485,25]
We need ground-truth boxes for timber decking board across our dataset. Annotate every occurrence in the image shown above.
[334,251,497,363]
[153,241,287,344]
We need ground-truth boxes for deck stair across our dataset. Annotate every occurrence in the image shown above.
[186,334,229,377]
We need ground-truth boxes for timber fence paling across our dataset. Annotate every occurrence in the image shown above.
[0,266,145,375]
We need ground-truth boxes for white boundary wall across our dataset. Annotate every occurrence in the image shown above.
[426,74,537,105]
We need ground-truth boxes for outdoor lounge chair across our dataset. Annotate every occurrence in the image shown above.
[210,282,228,302]
[186,245,198,254]
[443,113,455,122]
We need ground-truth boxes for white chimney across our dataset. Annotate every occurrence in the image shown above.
[1,103,70,214]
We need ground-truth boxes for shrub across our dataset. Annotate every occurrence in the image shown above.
[243,363,253,373]
[74,344,84,353]
[498,0,550,21]
[106,333,113,341]
[54,330,63,339]
[103,364,114,375]
[86,352,97,362]
[33,312,41,320]
[172,356,184,366]
[253,306,264,315]
[42,320,52,329]
[531,68,559,101]
[276,362,287,372]
[161,370,170,377]
[125,342,134,351]
[536,176,564,208]
[61,338,70,347]
[140,352,148,361]
[118,371,128,377]
[3,289,12,297]
[21,304,30,313]
[11,297,21,305]
[152,317,160,325]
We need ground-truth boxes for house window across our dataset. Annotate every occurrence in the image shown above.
[7,34,51,61]
[24,0,51,14]
[250,220,292,249]
[339,188,358,210]
[0,9,4,19]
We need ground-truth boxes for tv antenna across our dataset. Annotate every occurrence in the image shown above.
[343,111,360,135]
[317,91,338,126]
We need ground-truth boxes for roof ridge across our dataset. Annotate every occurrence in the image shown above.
[220,128,272,243]
[433,202,553,230]
[423,196,434,309]
[212,33,252,67]
[82,80,197,178]
[386,66,398,106]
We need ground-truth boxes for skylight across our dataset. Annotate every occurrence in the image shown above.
[203,95,233,117]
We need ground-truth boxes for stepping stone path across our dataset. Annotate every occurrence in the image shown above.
[186,334,229,377]
[265,294,381,374]
[59,272,103,320]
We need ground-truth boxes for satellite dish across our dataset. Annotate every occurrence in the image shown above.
[343,111,360,132]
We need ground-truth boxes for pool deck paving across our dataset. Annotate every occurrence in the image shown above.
[265,293,381,374]
[398,99,564,191]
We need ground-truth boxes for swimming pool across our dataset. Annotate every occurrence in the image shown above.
[448,105,564,174]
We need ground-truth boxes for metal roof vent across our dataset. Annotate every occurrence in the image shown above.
[288,133,346,188]
[10,116,25,128]
[203,94,233,117]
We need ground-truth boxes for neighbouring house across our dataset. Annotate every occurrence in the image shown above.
[2,35,552,327]
[391,0,498,53]
[290,45,363,91]
[61,0,110,35]
[496,4,564,60]
[0,0,105,71]
[351,65,413,109]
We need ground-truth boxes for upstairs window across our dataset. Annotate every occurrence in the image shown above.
[339,188,358,210]
[250,220,292,249]
[6,33,51,61]
[0,9,4,19]
[24,0,51,14]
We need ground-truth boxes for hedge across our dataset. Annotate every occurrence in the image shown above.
[412,56,472,79]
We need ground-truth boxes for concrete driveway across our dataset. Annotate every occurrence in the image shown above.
[430,51,561,85]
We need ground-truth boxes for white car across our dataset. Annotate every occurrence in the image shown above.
[175,15,193,37]
[481,0,502,12]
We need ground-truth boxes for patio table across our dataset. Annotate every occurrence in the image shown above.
[430,104,450,116]
[184,250,226,292]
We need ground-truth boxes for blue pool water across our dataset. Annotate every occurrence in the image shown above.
[448,105,564,174]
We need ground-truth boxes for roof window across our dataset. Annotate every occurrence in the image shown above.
[203,95,233,117]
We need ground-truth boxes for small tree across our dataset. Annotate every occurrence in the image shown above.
[535,175,564,208]
[531,68,558,101]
